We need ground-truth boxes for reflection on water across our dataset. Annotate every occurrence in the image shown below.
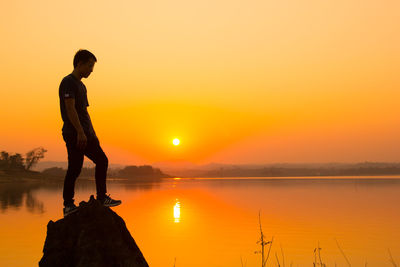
[25,192,45,214]
[0,182,48,214]
[0,179,161,214]
[0,177,399,267]
[118,180,161,191]
[174,199,181,223]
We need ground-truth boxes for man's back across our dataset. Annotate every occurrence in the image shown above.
[59,74,96,139]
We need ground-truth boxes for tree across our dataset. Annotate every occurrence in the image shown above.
[9,153,25,170]
[1,151,25,170]
[1,151,10,160]
[0,151,10,170]
[25,147,47,170]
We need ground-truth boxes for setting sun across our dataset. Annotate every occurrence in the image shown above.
[172,138,180,146]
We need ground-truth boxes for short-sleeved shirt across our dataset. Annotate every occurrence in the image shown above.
[59,74,96,140]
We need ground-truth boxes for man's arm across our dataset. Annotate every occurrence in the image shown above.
[65,98,87,150]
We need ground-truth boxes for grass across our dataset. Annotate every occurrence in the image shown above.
[239,212,399,267]
[173,212,399,266]
[255,211,274,267]
[389,249,398,267]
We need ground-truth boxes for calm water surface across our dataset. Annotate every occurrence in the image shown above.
[0,177,399,266]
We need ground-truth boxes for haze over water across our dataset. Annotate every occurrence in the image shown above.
[1,0,400,165]
[1,177,399,266]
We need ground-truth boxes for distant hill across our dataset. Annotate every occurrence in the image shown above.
[28,161,400,179]
[39,164,171,181]
[152,161,400,178]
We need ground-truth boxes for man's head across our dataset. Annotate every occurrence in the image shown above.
[73,49,97,78]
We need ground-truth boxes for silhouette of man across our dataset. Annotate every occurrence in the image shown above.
[59,49,121,217]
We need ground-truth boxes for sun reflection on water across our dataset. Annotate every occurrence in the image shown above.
[173,199,181,223]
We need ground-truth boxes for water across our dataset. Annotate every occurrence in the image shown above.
[0,177,399,266]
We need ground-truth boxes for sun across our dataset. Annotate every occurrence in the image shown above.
[172,138,180,146]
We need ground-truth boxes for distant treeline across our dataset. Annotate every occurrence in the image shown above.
[0,148,47,176]
[1,148,170,182]
[201,165,400,177]
[42,165,171,181]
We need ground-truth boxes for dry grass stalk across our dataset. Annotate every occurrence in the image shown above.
[275,252,281,267]
[256,211,274,267]
[313,243,326,267]
[240,256,247,267]
[335,238,351,266]
[388,249,398,267]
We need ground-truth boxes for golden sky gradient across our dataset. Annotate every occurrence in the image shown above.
[1,0,400,164]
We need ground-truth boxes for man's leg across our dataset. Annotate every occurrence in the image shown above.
[84,138,108,200]
[63,141,84,206]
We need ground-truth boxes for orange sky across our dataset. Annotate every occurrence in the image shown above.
[1,0,400,165]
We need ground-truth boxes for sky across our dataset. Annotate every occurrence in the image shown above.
[1,0,400,165]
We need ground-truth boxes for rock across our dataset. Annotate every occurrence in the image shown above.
[39,196,149,267]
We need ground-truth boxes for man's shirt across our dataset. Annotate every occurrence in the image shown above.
[59,74,96,139]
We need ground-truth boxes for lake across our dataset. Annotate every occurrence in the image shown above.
[0,176,399,266]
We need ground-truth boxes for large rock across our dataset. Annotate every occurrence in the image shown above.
[39,196,149,267]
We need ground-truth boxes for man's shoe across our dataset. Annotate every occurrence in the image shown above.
[99,194,122,207]
[63,203,78,217]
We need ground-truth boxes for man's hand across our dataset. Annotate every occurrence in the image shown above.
[65,98,87,150]
[77,130,87,150]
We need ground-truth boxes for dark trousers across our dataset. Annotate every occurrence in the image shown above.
[63,136,108,206]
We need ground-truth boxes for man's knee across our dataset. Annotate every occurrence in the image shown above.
[66,167,82,179]
[96,154,108,168]
[103,155,109,167]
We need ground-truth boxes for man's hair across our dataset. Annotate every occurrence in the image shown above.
[73,49,97,68]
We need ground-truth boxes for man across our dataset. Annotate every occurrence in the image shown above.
[59,49,121,217]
